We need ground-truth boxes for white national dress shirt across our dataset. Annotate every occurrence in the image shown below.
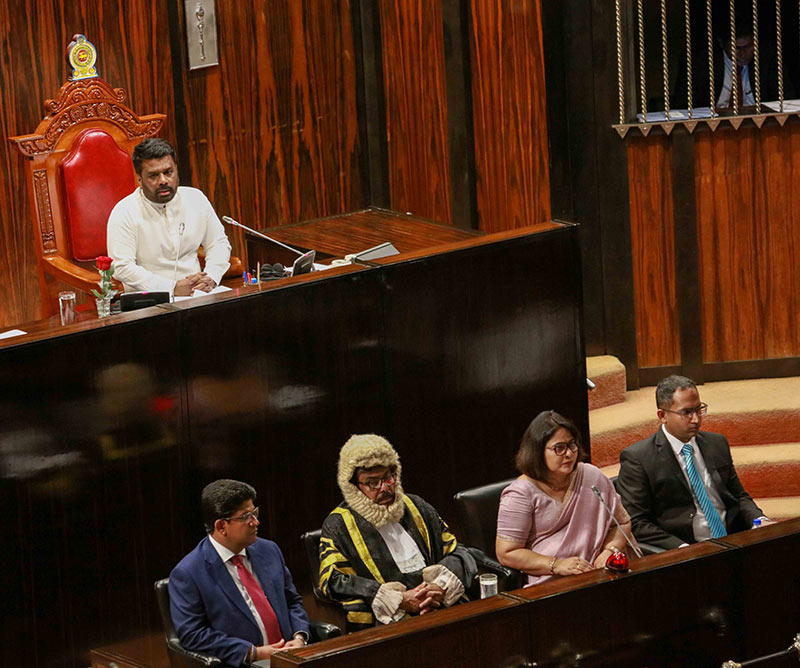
[106,186,231,294]
[208,535,270,645]
[661,424,727,542]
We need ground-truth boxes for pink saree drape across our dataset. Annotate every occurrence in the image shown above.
[497,463,629,586]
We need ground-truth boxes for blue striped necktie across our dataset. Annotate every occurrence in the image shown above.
[681,443,727,538]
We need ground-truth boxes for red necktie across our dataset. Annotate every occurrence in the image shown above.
[230,555,282,644]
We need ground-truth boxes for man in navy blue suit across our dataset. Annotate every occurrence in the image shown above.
[169,479,309,667]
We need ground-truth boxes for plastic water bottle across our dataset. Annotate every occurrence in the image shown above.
[751,518,762,529]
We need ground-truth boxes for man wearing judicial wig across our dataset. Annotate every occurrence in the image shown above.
[319,434,476,631]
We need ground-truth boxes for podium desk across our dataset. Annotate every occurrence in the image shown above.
[0,215,585,668]
[273,519,800,668]
[246,207,480,263]
[90,633,168,668]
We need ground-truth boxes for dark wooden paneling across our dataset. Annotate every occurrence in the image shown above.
[0,221,584,667]
[672,130,703,383]
[696,124,800,363]
[0,0,177,329]
[179,272,387,577]
[275,522,800,668]
[552,0,606,357]
[378,0,452,223]
[469,0,551,232]
[0,314,188,668]
[522,542,735,667]
[628,134,681,368]
[276,598,530,668]
[441,0,478,230]
[352,0,389,207]
[382,226,589,519]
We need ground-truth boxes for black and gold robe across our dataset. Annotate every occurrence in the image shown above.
[319,493,476,631]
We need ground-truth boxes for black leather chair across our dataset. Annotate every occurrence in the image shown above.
[155,578,222,668]
[452,479,525,591]
[300,529,347,629]
[154,578,341,668]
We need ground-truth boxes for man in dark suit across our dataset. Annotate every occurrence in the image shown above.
[169,479,309,667]
[673,23,795,110]
[616,375,770,550]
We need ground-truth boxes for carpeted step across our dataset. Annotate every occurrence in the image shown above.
[599,443,800,498]
[753,496,800,521]
[590,377,800,468]
[726,443,800,498]
[586,356,626,411]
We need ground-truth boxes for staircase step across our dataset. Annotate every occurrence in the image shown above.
[590,377,800,468]
[754,496,800,521]
[600,443,800,498]
[729,443,800,497]
[587,355,626,411]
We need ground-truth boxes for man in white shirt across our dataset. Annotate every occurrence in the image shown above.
[107,138,231,296]
[616,375,770,550]
[319,434,476,631]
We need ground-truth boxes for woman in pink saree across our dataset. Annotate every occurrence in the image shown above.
[496,410,636,586]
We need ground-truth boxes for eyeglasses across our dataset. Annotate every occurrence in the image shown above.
[546,440,579,456]
[357,473,397,491]
[663,403,708,420]
[224,507,259,523]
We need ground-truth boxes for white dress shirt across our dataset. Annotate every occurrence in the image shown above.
[208,535,270,645]
[661,425,727,542]
[717,51,755,108]
[376,523,426,573]
[107,186,231,294]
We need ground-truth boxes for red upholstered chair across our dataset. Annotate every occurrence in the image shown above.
[61,128,137,264]
[10,40,242,317]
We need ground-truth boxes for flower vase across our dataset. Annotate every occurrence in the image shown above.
[95,296,112,318]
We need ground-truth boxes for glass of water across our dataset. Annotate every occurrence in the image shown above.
[59,291,76,325]
[479,573,498,598]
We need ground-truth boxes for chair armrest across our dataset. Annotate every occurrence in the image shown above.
[466,546,514,578]
[309,620,342,643]
[43,255,123,293]
[638,541,666,555]
[466,546,526,592]
[166,638,223,667]
[225,255,244,278]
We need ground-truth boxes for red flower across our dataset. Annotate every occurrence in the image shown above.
[96,256,113,271]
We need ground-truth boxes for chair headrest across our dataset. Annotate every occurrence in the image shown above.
[60,128,136,261]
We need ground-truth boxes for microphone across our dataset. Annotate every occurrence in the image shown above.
[171,221,186,288]
[222,215,304,257]
[591,485,644,559]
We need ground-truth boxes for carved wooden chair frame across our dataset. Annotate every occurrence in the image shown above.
[10,76,164,316]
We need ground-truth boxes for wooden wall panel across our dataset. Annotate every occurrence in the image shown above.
[180,0,363,249]
[628,135,681,368]
[378,0,452,223]
[696,125,800,363]
[0,0,177,330]
[469,0,551,232]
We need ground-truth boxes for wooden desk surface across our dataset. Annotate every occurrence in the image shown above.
[263,207,480,256]
[0,215,563,350]
[90,632,169,668]
[273,519,800,668]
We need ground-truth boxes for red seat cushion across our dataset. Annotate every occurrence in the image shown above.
[60,128,137,261]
